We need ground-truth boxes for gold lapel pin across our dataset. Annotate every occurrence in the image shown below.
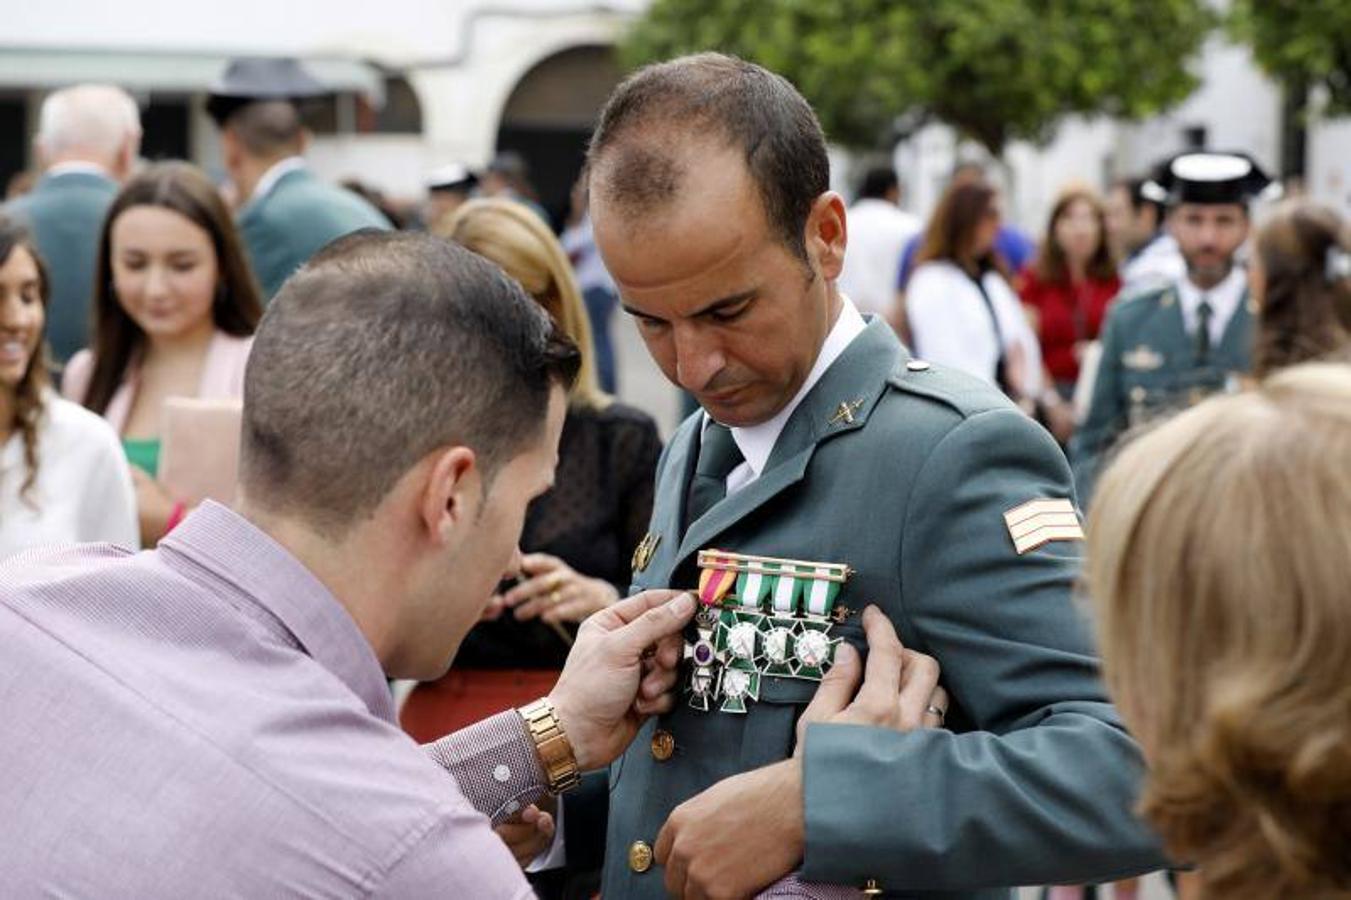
[829,398,865,426]
[632,532,661,573]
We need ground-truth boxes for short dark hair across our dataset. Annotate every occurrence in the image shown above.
[857,166,899,201]
[225,100,304,158]
[240,230,580,535]
[588,52,829,262]
[85,161,263,416]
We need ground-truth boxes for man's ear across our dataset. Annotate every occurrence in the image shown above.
[419,446,479,545]
[808,191,848,281]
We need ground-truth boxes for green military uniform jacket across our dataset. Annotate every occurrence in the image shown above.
[1070,281,1253,503]
[4,170,118,365]
[603,319,1164,898]
[237,166,390,300]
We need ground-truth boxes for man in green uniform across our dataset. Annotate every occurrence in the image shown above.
[207,58,390,300]
[1072,152,1271,503]
[580,53,1165,898]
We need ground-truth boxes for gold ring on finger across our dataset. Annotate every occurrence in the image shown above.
[550,589,563,606]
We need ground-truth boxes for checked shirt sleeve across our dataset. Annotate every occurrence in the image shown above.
[422,710,550,826]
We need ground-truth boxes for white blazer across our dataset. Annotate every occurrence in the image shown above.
[905,260,1044,396]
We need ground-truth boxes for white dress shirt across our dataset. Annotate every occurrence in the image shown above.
[0,393,138,559]
[837,199,921,317]
[1177,266,1247,348]
[905,260,1044,396]
[706,298,867,495]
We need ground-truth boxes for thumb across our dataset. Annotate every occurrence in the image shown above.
[611,592,696,657]
[800,642,861,724]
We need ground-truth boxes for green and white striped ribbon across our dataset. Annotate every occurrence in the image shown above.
[735,567,770,610]
[803,565,840,617]
[771,563,800,614]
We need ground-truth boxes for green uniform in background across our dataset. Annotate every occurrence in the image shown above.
[1071,281,1252,503]
[238,166,390,300]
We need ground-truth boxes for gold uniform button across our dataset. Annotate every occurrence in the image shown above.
[629,840,654,873]
[651,729,675,761]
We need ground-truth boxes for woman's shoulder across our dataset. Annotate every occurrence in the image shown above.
[60,348,96,403]
[574,401,661,452]
[40,393,124,458]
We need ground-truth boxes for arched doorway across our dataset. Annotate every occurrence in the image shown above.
[495,44,621,228]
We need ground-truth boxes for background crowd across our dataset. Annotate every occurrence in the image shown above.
[2,52,1349,900]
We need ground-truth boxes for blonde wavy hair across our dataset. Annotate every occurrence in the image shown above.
[436,197,608,410]
[1088,362,1351,899]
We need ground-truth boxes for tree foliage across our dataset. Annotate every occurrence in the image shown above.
[622,0,1215,154]
[1229,0,1351,115]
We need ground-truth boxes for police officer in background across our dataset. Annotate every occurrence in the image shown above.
[1072,151,1272,503]
[207,58,390,299]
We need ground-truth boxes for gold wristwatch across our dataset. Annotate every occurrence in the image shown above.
[517,697,581,794]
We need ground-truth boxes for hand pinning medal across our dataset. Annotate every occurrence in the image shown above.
[681,550,854,714]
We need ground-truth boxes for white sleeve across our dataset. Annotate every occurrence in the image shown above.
[79,419,141,549]
[906,267,996,381]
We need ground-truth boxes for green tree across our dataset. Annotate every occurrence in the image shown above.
[622,0,1215,154]
[1229,0,1351,176]
[1230,0,1351,115]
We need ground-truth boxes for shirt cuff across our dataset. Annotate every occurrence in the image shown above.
[422,709,549,825]
[755,873,863,898]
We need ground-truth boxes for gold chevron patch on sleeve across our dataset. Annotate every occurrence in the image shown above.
[1004,498,1085,555]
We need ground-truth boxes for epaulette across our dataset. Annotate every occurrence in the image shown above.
[886,357,1011,419]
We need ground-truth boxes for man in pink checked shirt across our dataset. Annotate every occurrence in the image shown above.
[0,231,929,898]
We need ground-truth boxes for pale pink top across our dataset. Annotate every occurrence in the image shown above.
[61,331,253,432]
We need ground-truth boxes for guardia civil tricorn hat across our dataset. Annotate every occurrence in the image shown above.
[206,57,329,125]
[1155,151,1276,206]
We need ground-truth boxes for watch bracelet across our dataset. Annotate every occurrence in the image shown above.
[517,697,581,794]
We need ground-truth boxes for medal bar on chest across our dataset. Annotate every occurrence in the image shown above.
[683,549,854,714]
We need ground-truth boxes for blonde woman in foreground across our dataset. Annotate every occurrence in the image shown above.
[1087,362,1351,899]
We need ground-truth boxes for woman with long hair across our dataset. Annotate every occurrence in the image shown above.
[1250,200,1351,378]
[63,161,262,545]
[902,182,1046,411]
[1088,362,1351,899]
[0,216,136,555]
[1018,186,1121,399]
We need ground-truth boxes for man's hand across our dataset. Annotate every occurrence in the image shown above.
[655,606,946,899]
[794,605,948,749]
[547,590,695,771]
[657,758,804,900]
[494,797,557,867]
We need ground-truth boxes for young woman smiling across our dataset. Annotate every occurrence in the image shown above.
[0,217,136,556]
[64,162,262,545]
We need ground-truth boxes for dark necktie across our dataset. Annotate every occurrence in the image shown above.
[684,422,744,529]
[1196,298,1213,363]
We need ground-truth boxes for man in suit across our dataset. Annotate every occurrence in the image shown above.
[579,53,1165,898]
[4,84,140,365]
[1072,152,1271,503]
[208,58,390,300]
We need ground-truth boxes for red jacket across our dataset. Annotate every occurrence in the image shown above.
[1017,267,1121,385]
